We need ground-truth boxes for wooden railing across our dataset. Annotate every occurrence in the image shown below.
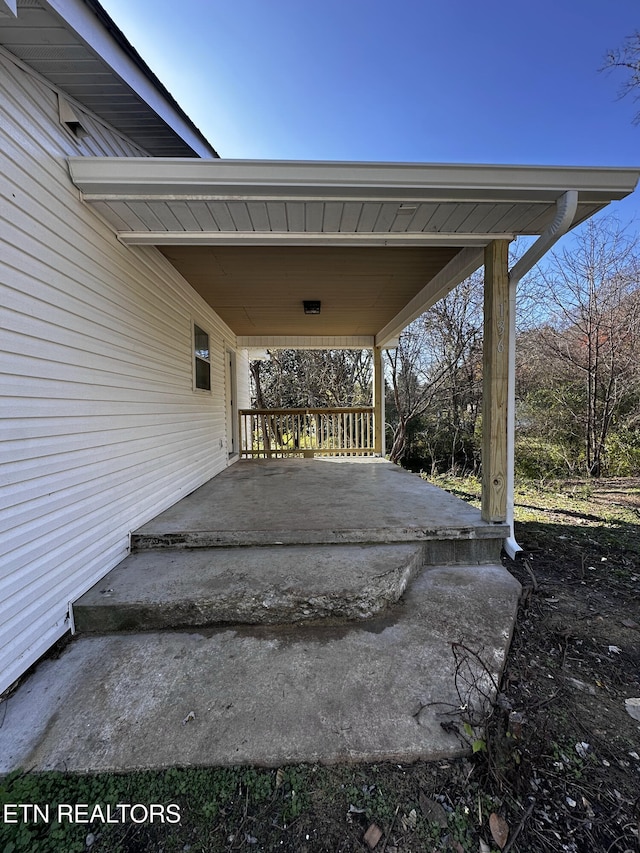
[239,407,375,458]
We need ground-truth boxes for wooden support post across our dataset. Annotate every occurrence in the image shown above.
[482,240,510,522]
[373,346,384,456]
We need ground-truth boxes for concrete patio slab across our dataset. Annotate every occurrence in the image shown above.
[132,458,508,554]
[72,543,425,632]
[0,563,521,773]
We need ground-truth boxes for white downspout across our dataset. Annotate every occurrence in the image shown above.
[503,189,579,559]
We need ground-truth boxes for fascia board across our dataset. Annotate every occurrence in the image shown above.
[44,0,216,159]
[68,158,640,202]
[116,232,501,247]
[237,336,375,349]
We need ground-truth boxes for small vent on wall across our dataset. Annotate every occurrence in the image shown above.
[58,95,88,140]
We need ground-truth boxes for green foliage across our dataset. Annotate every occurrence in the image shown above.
[514,436,574,479]
[0,766,284,853]
[402,411,481,476]
[252,349,372,409]
[0,770,122,853]
[275,766,309,822]
[463,723,487,754]
[605,425,640,475]
[340,779,399,826]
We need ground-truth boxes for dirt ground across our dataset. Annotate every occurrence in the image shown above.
[1,478,639,853]
[218,477,640,853]
[246,478,639,853]
[483,478,640,853]
[278,478,640,853]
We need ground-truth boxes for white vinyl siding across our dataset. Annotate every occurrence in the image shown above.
[0,51,239,694]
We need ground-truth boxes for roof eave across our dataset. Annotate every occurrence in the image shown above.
[68,157,640,203]
[44,0,218,158]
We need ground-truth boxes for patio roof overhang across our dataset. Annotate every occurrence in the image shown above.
[68,158,639,348]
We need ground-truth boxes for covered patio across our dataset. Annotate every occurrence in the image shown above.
[1,458,521,772]
[70,457,508,634]
[68,157,639,549]
[130,457,507,550]
[1,159,635,773]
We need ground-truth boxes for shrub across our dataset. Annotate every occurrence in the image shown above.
[514,436,575,479]
[605,426,640,476]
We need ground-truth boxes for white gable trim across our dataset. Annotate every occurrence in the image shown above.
[44,0,215,159]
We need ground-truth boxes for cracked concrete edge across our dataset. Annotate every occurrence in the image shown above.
[131,525,509,550]
[73,545,426,633]
[0,564,522,773]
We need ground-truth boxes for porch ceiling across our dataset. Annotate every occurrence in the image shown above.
[68,158,639,346]
[157,245,460,337]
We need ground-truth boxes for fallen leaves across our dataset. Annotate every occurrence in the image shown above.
[400,808,416,831]
[489,812,509,849]
[575,741,590,759]
[418,791,448,828]
[363,822,382,849]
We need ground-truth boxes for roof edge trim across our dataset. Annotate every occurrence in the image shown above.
[44,0,217,159]
[68,157,640,200]
[237,336,376,349]
[117,232,502,248]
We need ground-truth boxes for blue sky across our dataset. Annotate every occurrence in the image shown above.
[102,0,640,224]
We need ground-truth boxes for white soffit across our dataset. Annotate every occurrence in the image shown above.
[67,158,639,344]
[1,0,216,157]
[68,158,640,246]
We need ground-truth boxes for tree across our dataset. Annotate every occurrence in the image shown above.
[524,217,640,476]
[386,271,484,469]
[386,321,434,466]
[602,32,640,123]
[250,349,372,409]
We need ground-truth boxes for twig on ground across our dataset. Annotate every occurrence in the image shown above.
[522,558,539,593]
[380,804,400,853]
[605,827,639,853]
[528,689,562,711]
[502,798,535,853]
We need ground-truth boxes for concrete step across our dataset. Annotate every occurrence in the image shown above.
[72,543,425,634]
[130,527,505,564]
[129,459,508,564]
[4,564,522,772]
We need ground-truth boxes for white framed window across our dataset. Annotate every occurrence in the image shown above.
[193,323,211,391]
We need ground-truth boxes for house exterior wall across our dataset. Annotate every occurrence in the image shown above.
[0,50,241,694]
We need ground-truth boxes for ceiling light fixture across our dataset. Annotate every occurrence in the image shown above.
[303,300,321,314]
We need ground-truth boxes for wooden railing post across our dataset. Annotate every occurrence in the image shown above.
[261,413,271,458]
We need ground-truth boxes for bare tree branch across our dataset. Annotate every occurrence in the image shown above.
[602,31,640,124]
